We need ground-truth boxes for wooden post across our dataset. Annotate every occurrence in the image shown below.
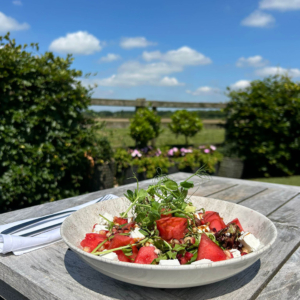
[135,98,146,112]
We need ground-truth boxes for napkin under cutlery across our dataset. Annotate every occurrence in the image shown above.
[0,194,118,255]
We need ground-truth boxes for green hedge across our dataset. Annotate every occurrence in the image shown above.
[0,33,110,212]
[224,75,300,177]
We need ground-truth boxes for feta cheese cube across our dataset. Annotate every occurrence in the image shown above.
[159,259,180,266]
[229,249,241,258]
[238,232,260,252]
[197,225,210,233]
[93,224,108,233]
[99,212,114,225]
[100,252,119,261]
[130,227,145,241]
[191,259,212,265]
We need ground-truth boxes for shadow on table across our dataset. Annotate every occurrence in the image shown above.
[64,249,261,300]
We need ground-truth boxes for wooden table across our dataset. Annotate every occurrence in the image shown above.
[1,173,300,300]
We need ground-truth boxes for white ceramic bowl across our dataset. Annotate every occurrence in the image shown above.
[61,196,277,288]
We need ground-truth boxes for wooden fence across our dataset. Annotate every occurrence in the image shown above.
[90,98,226,110]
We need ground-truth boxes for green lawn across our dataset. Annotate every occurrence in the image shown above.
[98,127,225,149]
[251,176,300,187]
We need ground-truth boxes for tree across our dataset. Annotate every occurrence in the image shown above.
[129,108,162,148]
[169,110,203,146]
[224,75,300,177]
[0,33,110,212]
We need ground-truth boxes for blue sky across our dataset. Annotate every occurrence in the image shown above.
[1,0,300,109]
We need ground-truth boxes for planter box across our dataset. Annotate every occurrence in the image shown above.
[90,162,115,192]
[216,157,244,179]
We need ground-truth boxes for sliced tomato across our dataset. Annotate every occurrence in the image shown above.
[160,208,173,218]
[80,233,107,252]
[197,234,227,262]
[156,217,188,240]
[227,218,244,231]
[107,234,134,250]
[134,246,158,264]
[113,217,128,225]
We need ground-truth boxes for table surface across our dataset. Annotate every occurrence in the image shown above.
[1,173,300,300]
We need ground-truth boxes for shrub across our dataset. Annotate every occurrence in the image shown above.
[224,75,300,177]
[129,108,162,148]
[0,33,110,212]
[175,148,222,174]
[169,110,203,146]
[132,156,174,179]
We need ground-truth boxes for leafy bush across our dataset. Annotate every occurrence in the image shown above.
[132,156,174,179]
[169,110,203,145]
[175,148,222,174]
[224,75,300,177]
[129,108,162,148]
[0,33,111,212]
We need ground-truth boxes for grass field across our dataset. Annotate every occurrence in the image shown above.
[98,127,225,149]
[251,176,300,187]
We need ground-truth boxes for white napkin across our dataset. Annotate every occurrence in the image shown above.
[0,194,118,255]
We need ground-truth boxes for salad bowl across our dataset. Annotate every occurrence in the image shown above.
[61,196,277,288]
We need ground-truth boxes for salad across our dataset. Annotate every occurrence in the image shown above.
[80,171,261,265]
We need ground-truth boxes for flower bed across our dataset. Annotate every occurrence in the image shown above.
[114,145,223,184]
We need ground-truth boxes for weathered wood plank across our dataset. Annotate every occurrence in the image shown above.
[188,179,236,197]
[238,188,299,216]
[205,184,267,203]
[256,246,300,300]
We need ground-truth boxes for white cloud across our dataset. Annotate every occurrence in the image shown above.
[255,66,300,77]
[260,0,300,11]
[230,80,251,90]
[241,10,275,27]
[186,86,220,95]
[120,37,157,49]
[159,77,184,86]
[92,61,182,87]
[92,46,211,87]
[236,55,269,68]
[12,1,22,5]
[142,46,212,66]
[49,31,103,55]
[99,53,121,63]
[0,11,29,32]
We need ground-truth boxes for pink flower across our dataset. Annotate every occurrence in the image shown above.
[131,149,142,158]
[204,149,210,154]
[156,148,162,157]
[168,149,174,156]
[199,145,205,149]
[210,145,216,151]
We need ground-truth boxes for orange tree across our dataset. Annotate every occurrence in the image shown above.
[0,33,111,212]
[224,75,300,177]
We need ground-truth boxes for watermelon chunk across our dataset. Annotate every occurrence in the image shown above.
[197,233,227,262]
[160,208,173,218]
[156,217,188,240]
[113,217,128,225]
[227,218,244,231]
[115,246,139,262]
[201,211,226,232]
[80,233,107,252]
[107,234,134,250]
[134,246,158,264]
